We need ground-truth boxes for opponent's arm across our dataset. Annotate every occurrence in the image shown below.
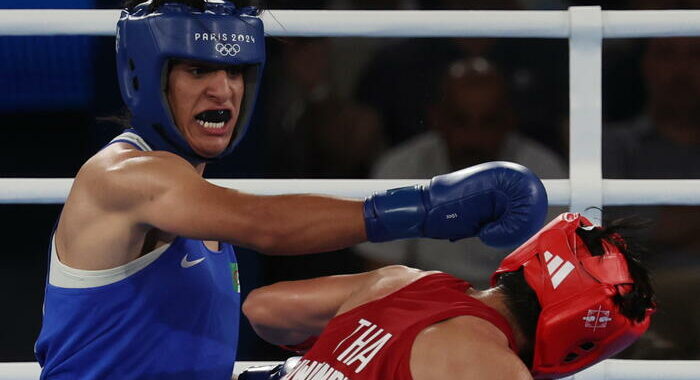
[244,265,428,347]
[242,271,375,346]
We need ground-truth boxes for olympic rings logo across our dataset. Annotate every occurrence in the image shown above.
[215,43,241,57]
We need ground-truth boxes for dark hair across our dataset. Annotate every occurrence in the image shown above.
[497,269,539,367]
[575,217,655,323]
[497,216,656,366]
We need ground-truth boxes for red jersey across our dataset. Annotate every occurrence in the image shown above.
[282,273,517,380]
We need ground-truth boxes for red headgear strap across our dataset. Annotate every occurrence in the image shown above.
[491,213,653,379]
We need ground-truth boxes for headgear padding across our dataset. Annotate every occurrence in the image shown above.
[491,213,654,379]
[116,0,266,162]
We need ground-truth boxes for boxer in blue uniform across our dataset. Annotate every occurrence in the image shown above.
[34,1,548,379]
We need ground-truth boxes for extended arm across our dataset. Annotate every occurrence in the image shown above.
[93,150,366,255]
[75,147,546,259]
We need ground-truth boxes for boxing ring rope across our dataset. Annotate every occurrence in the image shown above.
[3,9,700,37]
[0,359,697,380]
[0,7,699,212]
[2,6,700,379]
[3,178,700,207]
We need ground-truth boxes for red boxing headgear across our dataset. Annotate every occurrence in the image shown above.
[491,213,653,379]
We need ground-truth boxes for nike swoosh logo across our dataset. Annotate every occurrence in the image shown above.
[180,254,206,268]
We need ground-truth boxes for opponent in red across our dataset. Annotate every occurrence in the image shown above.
[241,213,655,379]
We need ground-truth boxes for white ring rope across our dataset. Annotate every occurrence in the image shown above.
[1,359,699,380]
[0,7,698,211]
[2,178,700,206]
[0,9,565,37]
[0,361,282,380]
[2,9,700,38]
[2,8,700,378]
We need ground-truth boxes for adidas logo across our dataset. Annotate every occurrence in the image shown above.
[544,251,575,289]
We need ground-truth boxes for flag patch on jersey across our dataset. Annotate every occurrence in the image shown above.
[230,262,240,293]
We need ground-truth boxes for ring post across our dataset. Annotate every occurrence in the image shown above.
[568,6,603,223]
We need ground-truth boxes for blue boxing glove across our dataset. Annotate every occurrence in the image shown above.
[364,161,547,248]
[237,356,301,380]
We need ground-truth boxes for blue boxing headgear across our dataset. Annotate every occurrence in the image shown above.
[116,0,265,162]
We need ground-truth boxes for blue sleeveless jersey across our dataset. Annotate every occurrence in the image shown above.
[36,237,241,379]
[35,131,241,379]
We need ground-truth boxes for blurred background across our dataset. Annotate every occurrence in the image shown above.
[2,0,700,363]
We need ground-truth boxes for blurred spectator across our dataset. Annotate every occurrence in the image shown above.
[262,37,384,178]
[296,100,385,178]
[605,37,700,222]
[604,36,700,359]
[258,38,384,316]
[355,57,566,287]
[355,0,568,150]
[262,37,333,176]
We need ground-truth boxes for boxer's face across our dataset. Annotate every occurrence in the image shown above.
[167,60,245,158]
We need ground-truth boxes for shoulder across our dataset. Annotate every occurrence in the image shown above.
[366,265,433,297]
[83,143,194,175]
[411,316,532,380]
[338,266,436,313]
[70,143,197,211]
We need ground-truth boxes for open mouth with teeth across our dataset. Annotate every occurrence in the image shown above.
[194,109,232,129]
